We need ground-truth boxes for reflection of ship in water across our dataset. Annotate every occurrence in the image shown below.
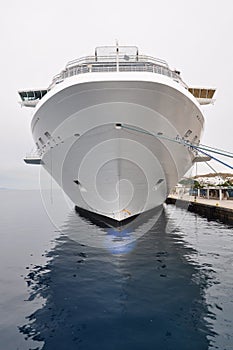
[19,209,215,350]
[73,204,164,253]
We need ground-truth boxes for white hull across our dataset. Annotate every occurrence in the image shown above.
[31,72,204,221]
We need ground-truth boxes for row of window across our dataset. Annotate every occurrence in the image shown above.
[19,90,47,101]
[36,131,52,150]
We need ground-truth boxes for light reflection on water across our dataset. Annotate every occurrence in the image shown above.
[19,206,218,350]
[1,190,233,350]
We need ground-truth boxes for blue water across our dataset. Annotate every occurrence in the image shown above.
[0,190,233,349]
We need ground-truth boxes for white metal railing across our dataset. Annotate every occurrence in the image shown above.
[24,145,43,158]
[65,54,169,69]
[48,53,187,90]
[25,152,42,159]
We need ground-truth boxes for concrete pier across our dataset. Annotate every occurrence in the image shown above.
[166,194,233,225]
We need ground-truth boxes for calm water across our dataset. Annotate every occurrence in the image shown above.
[0,190,233,349]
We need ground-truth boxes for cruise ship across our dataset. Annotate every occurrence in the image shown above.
[19,45,215,222]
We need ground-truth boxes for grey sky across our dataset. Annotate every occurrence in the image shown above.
[1,0,233,189]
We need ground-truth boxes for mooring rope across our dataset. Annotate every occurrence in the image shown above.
[121,124,233,171]
[204,161,218,174]
[189,144,233,171]
[198,142,233,158]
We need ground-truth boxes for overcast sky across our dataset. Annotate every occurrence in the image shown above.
[1,0,233,189]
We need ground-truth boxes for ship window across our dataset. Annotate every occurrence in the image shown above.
[155,179,164,185]
[19,92,27,101]
[192,135,198,144]
[184,129,192,138]
[153,178,164,191]
[38,137,45,145]
[18,90,48,102]
[115,123,122,129]
[34,91,42,99]
[44,131,51,139]
[27,91,35,100]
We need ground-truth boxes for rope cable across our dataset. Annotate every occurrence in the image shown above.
[198,142,233,157]
[189,143,233,159]
[121,123,233,171]
[190,144,233,171]
[204,161,218,174]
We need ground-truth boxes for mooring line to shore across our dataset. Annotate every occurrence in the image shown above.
[121,124,233,171]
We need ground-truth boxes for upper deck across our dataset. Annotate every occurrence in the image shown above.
[18,45,216,107]
[49,45,187,89]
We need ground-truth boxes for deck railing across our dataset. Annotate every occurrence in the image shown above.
[49,54,187,89]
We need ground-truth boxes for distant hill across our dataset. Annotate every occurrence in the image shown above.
[0,187,17,191]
